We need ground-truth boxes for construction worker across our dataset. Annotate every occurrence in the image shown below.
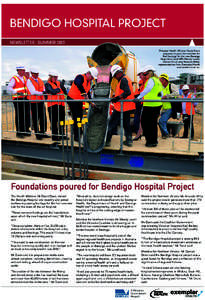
[105,65,135,147]
[27,67,49,140]
[67,67,98,142]
[181,85,197,139]
[158,73,180,139]
[133,70,147,141]
[136,65,163,147]
[45,71,65,141]
[7,65,31,138]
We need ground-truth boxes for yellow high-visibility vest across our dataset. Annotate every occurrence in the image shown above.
[143,77,163,107]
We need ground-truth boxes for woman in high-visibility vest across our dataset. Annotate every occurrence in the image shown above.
[133,71,147,141]
[45,71,65,141]
[181,85,198,139]
[136,65,163,147]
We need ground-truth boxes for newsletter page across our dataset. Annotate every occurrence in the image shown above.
[0,2,204,300]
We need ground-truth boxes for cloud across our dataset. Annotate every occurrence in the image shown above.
[1,45,204,85]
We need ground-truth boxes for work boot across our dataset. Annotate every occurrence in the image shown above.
[16,133,25,138]
[162,134,169,139]
[123,140,133,147]
[36,134,43,140]
[40,133,50,138]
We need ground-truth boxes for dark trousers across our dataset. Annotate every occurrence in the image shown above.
[13,99,31,134]
[31,102,47,135]
[48,105,65,137]
[182,114,194,138]
[69,101,83,141]
[107,109,133,143]
[134,102,142,134]
[141,106,161,145]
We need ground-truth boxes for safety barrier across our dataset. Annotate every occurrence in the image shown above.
[2,95,204,150]
[1,95,203,180]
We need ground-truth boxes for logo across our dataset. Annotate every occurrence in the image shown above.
[115,289,129,298]
[170,290,198,298]
[198,291,203,297]
[150,290,168,298]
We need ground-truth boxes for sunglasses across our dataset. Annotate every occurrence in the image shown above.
[143,72,149,76]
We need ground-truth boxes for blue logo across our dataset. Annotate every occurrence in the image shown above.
[115,289,129,298]
[198,291,203,297]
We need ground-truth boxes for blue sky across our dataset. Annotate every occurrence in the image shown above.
[1,45,203,84]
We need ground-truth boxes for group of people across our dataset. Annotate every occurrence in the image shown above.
[8,64,197,147]
[7,65,98,141]
[106,65,197,148]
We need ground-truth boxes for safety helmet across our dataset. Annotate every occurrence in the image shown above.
[159,73,169,81]
[111,65,123,77]
[30,67,39,74]
[142,65,156,73]
[16,65,25,70]
[182,84,190,90]
[48,71,58,77]
[137,69,143,75]
[89,67,98,79]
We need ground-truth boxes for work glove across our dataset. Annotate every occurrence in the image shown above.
[111,96,120,103]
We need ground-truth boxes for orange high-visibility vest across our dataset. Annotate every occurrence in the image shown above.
[114,75,135,112]
[182,93,195,115]
[135,79,145,96]
[27,77,45,102]
[11,76,28,100]
[47,80,65,107]
[68,74,91,100]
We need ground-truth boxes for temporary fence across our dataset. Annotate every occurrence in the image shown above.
[1,94,204,179]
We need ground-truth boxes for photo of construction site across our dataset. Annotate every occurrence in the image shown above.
[1,43,204,180]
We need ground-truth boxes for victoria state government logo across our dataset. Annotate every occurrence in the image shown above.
[115,289,129,298]
[150,289,168,298]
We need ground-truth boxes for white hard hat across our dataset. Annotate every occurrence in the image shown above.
[111,65,123,77]
[89,67,98,79]
[48,71,58,76]
[142,65,156,73]
[182,84,190,90]
[16,65,25,70]
[30,67,39,74]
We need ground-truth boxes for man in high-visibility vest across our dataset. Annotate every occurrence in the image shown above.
[67,67,98,142]
[181,85,197,139]
[45,71,66,141]
[27,67,49,140]
[105,65,135,147]
[158,73,180,139]
[7,65,31,138]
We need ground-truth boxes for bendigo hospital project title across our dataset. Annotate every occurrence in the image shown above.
[9,17,166,29]
[11,182,195,193]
